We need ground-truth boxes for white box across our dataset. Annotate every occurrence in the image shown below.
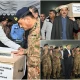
[67,3,80,17]
[0,51,26,80]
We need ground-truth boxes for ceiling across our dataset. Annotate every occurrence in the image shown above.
[0,0,40,15]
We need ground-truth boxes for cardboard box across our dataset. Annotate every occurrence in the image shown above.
[67,3,80,17]
[0,54,26,80]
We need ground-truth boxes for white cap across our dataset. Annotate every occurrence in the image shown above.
[59,5,68,9]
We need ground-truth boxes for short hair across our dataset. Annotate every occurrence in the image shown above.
[44,44,48,47]
[50,46,53,48]
[54,46,59,49]
[21,11,35,19]
[66,44,71,47]
[76,46,80,48]
[49,10,56,14]
[60,46,63,48]
[29,6,38,13]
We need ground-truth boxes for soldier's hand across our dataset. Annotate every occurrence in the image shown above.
[18,47,24,51]
[11,49,25,55]
[55,56,59,59]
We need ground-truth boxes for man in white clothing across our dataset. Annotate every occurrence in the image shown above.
[0,16,23,50]
[41,10,56,40]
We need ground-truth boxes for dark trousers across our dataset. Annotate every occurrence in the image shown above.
[61,59,65,76]
[64,60,72,79]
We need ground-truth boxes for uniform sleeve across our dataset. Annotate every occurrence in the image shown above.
[0,26,21,50]
[41,20,47,39]
[60,52,62,59]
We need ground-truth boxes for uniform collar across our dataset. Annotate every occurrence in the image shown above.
[29,22,38,33]
[30,18,40,33]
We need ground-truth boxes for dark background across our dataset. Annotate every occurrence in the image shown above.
[41,1,80,16]
[40,40,80,48]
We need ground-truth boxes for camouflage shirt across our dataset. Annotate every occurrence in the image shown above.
[24,18,40,78]
[41,50,52,66]
[74,51,80,63]
[53,51,62,64]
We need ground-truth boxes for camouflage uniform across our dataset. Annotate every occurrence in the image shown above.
[74,51,80,75]
[41,50,52,79]
[53,51,62,78]
[24,18,40,80]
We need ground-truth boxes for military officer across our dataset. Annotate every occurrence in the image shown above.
[41,44,52,79]
[12,7,40,79]
[74,46,80,78]
[53,46,62,79]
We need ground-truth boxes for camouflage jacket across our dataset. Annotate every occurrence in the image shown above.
[74,51,80,63]
[24,18,40,67]
[53,52,62,64]
[41,50,52,66]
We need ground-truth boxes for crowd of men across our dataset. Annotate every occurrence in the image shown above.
[40,5,80,40]
[41,44,80,79]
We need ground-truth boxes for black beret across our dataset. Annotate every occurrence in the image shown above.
[16,7,29,20]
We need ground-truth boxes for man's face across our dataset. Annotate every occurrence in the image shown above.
[18,16,33,30]
[44,45,48,50]
[33,12,38,19]
[7,22,13,27]
[40,14,45,21]
[49,11,55,19]
[76,48,80,51]
[50,46,53,50]
[56,48,59,52]
[29,8,38,19]
[60,47,63,50]
[60,7,68,17]
[2,20,8,27]
[67,45,71,50]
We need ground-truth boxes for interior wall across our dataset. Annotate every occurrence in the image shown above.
[40,40,80,47]
[41,1,80,16]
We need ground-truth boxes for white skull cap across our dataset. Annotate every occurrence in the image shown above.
[59,5,68,9]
